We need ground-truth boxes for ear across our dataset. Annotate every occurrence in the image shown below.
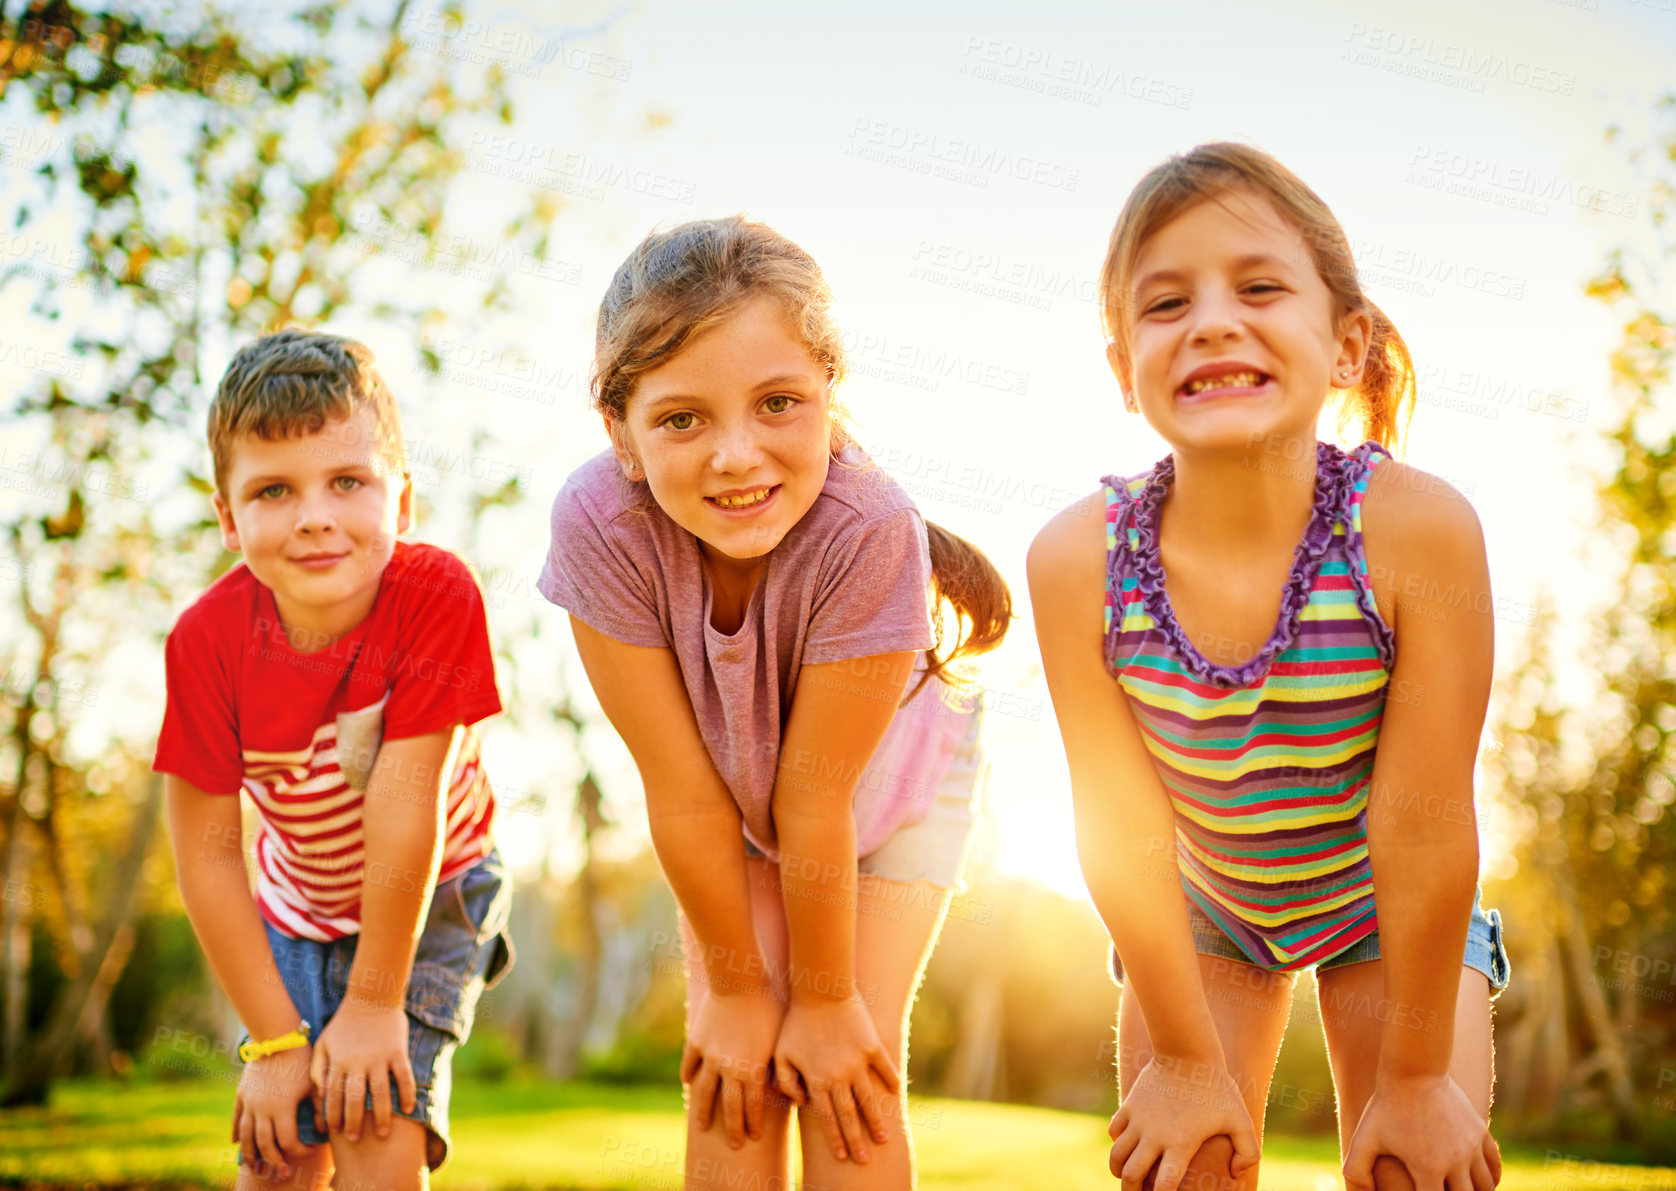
[395,472,413,535]
[1334,307,1374,389]
[211,490,240,553]
[1105,342,1137,413]
[603,414,642,481]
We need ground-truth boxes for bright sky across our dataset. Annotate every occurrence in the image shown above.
[8,0,1673,901]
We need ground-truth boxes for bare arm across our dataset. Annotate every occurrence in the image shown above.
[1340,462,1498,1190]
[1029,492,1260,1186]
[1360,465,1490,1076]
[569,614,783,1148]
[164,775,303,1038]
[1027,494,1221,1064]
[347,727,460,1011]
[312,726,459,1142]
[568,616,767,991]
[772,650,919,1006]
[768,649,919,1163]
[165,775,318,1173]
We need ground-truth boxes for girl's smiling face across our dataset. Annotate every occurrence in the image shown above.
[1115,186,1370,455]
[611,294,833,575]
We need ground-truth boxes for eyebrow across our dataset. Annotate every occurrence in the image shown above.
[639,372,819,412]
[1133,253,1297,293]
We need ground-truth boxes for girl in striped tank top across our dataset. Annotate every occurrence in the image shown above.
[1030,144,1509,1191]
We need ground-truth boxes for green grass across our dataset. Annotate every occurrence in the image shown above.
[2,1077,1674,1189]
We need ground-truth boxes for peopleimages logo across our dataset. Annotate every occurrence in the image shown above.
[846,118,1080,192]
[1407,146,1640,220]
[1343,23,1576,95]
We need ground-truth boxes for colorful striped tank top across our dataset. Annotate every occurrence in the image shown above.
[1102,440,1394,970]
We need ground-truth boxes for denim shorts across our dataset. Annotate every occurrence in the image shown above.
[744,705,986,892]
[1108,887,1510,998]
[249,849,514,1171]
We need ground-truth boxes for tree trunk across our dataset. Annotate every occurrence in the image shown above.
[1,774,161,1106]
[942,968,1004,1101]
[1532,929,1569,1129]
[547,770,605,1080]
[74,920,135,1075]
[1552,866,1639,1137]
[0,798,33,1076]
[0,914,25,1073]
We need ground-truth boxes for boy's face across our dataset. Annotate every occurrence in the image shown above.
[213,409,411,647]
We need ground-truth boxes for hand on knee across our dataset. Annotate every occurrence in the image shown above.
[1141,1135,1249,1191]
[239,1152,331,1191]
[1369,1155,1416,1191]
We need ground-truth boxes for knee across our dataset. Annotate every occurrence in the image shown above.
[1370,1155,1417,1191]
[327,1120,430,1191]
[1143,1135,1252,1191]
[240,1153,332,1191]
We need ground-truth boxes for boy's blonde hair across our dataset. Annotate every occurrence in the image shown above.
[209,330,405,493]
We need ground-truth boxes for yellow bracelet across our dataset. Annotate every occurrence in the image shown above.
[238,1020,311,1063]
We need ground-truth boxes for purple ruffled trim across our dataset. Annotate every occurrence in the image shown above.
[1343,441,1397,671]
[1126,441,1377,689]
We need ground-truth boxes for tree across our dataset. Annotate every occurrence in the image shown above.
[1487,93,1676,1149]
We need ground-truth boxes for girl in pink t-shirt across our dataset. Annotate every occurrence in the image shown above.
[539,215,1010,1189]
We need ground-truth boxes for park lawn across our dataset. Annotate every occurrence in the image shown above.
[0,1076,1672,1190]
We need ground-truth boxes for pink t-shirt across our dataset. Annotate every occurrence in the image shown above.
[538,448,972,859]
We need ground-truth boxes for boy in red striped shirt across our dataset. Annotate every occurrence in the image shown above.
[154,330,512,1191]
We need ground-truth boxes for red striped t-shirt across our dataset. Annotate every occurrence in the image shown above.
[154,542,502,941]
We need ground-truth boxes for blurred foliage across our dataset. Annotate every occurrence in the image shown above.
[1484,92,1676,1153]
[0,2,1672,1164]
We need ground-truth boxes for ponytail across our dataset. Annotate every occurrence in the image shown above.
[911,521,1012,700]
[1339,299,1416,452]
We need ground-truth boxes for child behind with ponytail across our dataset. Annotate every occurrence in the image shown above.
[1031,143,1510,1191]
[539,215,1010,1191]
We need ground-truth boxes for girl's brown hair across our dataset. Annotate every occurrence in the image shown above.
[592,215,1011,687]
[1097,142,1415,451]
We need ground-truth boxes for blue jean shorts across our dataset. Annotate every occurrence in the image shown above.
[250,849,514,1171]
[1108,887,1510,998]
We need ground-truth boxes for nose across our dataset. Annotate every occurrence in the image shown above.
[709,417,766,475]
[1187,285,1245,347]
[293,489,337,535]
